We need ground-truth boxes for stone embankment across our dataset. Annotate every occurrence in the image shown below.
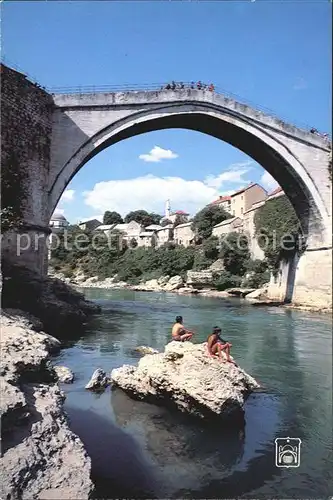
[111,341,260,422]
[51,270,265,300]
[0,309,94,499]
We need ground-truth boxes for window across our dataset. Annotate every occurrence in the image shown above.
[241,195,243,200]
[241,207,243,214]
[233,210,235,216]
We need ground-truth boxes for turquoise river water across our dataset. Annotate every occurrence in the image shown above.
[54,289,332,499]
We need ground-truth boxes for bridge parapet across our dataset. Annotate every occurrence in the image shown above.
[51,88,330,150]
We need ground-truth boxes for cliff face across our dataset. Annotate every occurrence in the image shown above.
[0,310,94,499]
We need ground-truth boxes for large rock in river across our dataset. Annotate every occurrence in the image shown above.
[111,341,260,421]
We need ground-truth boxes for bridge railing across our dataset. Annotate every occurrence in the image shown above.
[47,82,330,136]
[1,57,331,138]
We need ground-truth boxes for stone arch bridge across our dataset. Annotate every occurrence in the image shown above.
[1,65,331,308]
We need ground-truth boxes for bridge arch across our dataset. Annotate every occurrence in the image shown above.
[49,102,330,246]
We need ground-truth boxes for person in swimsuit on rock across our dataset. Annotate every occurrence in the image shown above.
[171,316,193,342]
[207,326,236,364]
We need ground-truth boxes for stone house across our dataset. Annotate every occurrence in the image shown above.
[78,218,102,231]
[95,220,143,247]
[208,195,232,213]
[230,183,267,218]
[94,223,116,235]
[243,186,285,260]
[212,217,243,238]
[266,186,284,201]
[145,224,163,232]
[137,231,157,248]
[173,222,195,247]
[168,210,189,224]
[242,202,266,260]
[156,225,174,247]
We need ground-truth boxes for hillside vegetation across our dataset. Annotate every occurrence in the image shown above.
[51,196,301,290]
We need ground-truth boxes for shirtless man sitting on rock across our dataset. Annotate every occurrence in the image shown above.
[172,316,193,342]
[207,326,237,365]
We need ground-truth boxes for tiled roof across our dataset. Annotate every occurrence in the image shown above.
[171,210,189,215]
[209,195,232,205]
[95,224,116,231]
[231,183,254,197]
[268,186,283,196]
[174,222,192,228]
[139,232,155,237]
[156,224,173,231]
[145,224,163,230]
[78,218,102,224]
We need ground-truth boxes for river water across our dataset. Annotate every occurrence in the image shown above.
[54,289,332,499]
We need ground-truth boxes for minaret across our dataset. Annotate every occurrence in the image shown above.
[165,199,171,219]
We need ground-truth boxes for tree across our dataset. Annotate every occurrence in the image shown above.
[173,214,187,227]
[129,237,138,248]
[191,205,232,240]
[219,231,250,276]
[103,211,123,225]
[202,236,219,260]
[149,213,162,225]
[161,218,172,227]
[124,210,162,227]
[254,195,302,271]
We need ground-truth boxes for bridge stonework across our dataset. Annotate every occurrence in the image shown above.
[1,65,332,308]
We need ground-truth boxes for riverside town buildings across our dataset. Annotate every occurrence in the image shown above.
[49,185,284,258]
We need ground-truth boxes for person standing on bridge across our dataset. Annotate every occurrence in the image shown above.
[171,80,176,90]
[208,83,215,92]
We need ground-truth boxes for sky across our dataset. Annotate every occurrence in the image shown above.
[2,1,331,223]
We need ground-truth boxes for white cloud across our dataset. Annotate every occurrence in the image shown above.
[261,171,279,191]
[204,161,253,189]
[60,189,75,202]
[83,165,253,217]
[293,77,307,91]
[139,145,178,163]
[53,208,65,216]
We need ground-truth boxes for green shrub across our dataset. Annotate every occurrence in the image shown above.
[213,271,242,291]
[191,205,231,240]
[254,195,302,271]
[242,270,270,288]
[219,232,250,276]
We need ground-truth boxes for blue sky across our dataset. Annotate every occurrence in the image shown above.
[2,1,331,222]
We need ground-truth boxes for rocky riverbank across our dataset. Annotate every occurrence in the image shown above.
[2,264,101,337]
[51,270,332,313]
[0,309,94,499]
[50,270,261,300]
